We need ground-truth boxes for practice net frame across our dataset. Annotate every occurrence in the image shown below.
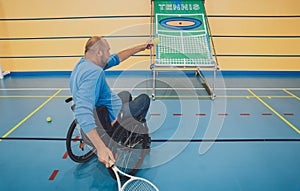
[150,0,219,99]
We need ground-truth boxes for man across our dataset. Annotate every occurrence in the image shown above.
[70,36,153,167]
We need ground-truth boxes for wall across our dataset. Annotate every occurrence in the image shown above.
[0,0,299,72]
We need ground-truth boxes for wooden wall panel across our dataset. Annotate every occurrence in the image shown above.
[0,0,299,71]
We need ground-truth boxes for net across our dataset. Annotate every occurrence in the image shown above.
[156,34,214,66]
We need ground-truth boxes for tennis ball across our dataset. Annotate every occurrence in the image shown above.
[153,38,160,45]
[46,117,52,122]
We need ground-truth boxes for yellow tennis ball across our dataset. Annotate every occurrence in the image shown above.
[46,117,52,122]
[153,38,160,45]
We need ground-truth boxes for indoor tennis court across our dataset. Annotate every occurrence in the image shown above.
[1,72,300,190]
[1,0,300,191]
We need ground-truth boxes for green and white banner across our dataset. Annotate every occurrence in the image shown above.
[153,0,214,67]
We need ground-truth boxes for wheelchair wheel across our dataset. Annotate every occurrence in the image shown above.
[108,118,151,180]
[66,119,96,163]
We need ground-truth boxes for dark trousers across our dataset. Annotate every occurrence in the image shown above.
[117,91,150,122]
[82,92,150,146]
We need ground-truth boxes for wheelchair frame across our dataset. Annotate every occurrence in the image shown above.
[65,97,151,180]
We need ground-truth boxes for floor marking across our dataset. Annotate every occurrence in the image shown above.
[262,113,273,116]
[62,152,68,159]
[0,96,54,98]
[49,170,59,180]
[0,95,296,99]
[173,114,183,116]
[1,87,300,91]
[269,96,294,98]
[0,95,68,98]
[155,95,211,99]
[0,89,62,141]
[72,135,80,142]
[218,113,228,116]
[248,89,300,134]
[152,138,300,142]
[0,88,69,91]
[217,96,254,98]
[150,114,161,116]
[196,113,206,116]
[240,113,251,116]
[2,136,300,142]
[283,89,300,101]
[284,113,294,116]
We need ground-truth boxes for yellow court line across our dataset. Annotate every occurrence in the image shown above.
[248,89,300,134]
[0,89,62,141]
[283,89,300,101]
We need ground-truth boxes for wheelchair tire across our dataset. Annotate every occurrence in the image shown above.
[107,118,151,180]
[66,119,96,163]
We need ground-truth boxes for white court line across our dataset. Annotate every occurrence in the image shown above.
[0,88,70,91]
[1,87,300,91]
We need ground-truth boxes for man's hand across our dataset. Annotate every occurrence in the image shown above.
[97,146,115,168]
[117,41,154,62]
[145,40,154,50]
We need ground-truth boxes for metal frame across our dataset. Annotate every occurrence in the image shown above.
[0,64,10,79]
[150,0,218,100]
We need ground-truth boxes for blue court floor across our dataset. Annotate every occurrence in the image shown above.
[0,71,300,191]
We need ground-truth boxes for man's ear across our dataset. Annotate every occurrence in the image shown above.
[97,49,103,57]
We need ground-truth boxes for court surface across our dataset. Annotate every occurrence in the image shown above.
[1,71,300,191]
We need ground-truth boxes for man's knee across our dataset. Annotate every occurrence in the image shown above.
[138,94,150,108]
[118,91,132,104]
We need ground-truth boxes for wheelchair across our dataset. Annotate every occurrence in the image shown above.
[65,97,151,180]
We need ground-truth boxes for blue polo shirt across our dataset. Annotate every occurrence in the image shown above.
[70,54,122,133]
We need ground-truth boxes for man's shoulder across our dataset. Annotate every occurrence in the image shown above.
[79,59,103,73]
[70,59,104,83]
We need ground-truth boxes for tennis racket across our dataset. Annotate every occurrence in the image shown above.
[109,160,159,191]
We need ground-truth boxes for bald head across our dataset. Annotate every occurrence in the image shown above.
[84,36,111,67]
[84,36,106,54]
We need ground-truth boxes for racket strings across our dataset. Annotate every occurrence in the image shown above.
[123,179,157,191]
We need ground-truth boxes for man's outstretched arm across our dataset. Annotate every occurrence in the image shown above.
[117,42,153,62]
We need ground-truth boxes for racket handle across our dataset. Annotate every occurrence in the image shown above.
[108,160,115,168]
